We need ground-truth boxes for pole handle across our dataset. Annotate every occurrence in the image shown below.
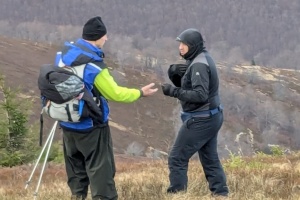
[39,113,43,147]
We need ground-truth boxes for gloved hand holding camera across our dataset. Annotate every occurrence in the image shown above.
[168,64,187,87]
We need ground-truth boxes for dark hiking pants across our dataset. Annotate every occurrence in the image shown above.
[63,126,118,200]
[167,112,229,196]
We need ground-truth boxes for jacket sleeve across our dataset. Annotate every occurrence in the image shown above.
[94,68,142,103]
[174,63,209,103]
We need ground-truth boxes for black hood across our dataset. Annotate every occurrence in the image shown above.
[176,28,206,60]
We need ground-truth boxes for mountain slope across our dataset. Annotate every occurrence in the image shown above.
[0,36,300,158]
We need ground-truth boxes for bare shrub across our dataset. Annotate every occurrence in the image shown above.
[124,142,145,156]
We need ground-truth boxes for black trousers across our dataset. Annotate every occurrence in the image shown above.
[167,112,229,196]
[63,126,118,200]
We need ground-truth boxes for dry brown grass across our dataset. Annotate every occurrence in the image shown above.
[1,153,300,200]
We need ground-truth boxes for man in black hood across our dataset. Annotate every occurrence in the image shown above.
[161,29,229,197]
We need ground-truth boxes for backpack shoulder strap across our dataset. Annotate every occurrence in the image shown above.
[61,64,86,79]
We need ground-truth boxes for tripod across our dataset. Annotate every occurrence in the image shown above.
[25,121,58,200]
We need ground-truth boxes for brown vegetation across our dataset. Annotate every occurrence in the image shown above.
[1,153,300,200]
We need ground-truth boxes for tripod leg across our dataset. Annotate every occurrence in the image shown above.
[33,121,57,199]
[25,121,58,189]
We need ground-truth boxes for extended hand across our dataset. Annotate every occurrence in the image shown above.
[161,83,177,97]
[141,83,158,97]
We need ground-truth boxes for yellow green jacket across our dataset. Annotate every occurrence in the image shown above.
[95,68,142,103]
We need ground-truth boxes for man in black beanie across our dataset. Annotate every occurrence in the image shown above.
[81,16,108,49]
[54,16,158,200]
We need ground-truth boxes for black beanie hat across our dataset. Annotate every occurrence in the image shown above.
[82,16,107,41]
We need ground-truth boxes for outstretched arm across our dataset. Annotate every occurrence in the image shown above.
[94,68,157,102]
[94,68,141,103]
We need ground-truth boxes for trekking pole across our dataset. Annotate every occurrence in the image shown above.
[33,120,57,200]
[25,121,58,190]
[25,121,58,200]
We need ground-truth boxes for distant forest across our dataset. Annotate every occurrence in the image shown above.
[0,0,300,69]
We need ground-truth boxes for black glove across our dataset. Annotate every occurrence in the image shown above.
[161,83,177,97]
[168,64,188,87]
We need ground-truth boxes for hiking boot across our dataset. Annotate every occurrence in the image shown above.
[211,194,229,200]
[212,197,229,200]
[71,195,86,200]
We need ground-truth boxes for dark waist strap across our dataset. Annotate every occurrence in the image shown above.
[60,122,108,133]
[181,105,223,122]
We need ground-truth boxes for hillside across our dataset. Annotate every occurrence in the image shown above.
[1,2,300,199]
[217,63,300,156]
[0,36,300,158]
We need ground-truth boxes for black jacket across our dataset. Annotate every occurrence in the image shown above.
[176,51,220,112]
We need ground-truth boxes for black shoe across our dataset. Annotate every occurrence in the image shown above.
[167,187,186,194]
[71,195,86,200]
